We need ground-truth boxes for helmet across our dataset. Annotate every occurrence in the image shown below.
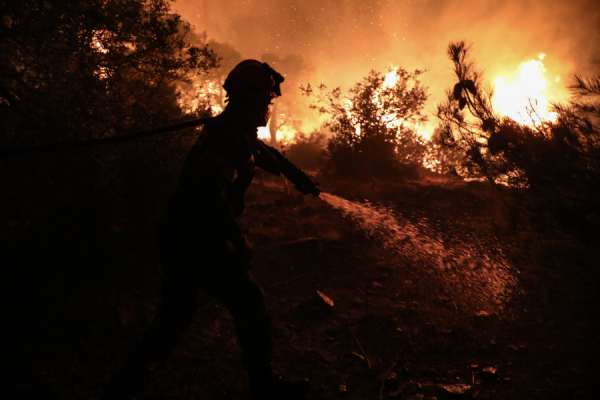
[223,60,285,97]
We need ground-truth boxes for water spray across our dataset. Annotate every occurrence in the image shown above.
[317,192,519,314]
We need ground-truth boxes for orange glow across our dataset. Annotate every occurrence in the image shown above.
[91,31,109,54]
[257,126,270,140]
[91,31,110,81]
[381,68,431,140]
[492,54,558,125]
[178,80,224,115]
[341,67,437,168]
[383,68,399,88]
[258,115,296,144]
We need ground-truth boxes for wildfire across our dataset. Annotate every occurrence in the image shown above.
[91,30,110,81]
[382,68,431,139]
[492,54,559,125]
[178,80,224,115]
[257,119,296,143]
[257,126,270,140]
[92,30,110,54]
[384,68,400,88]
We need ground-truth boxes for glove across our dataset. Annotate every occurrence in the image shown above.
[297,182,321,197]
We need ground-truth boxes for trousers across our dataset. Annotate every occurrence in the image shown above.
[100,220,269,400]
[156,218,267,335]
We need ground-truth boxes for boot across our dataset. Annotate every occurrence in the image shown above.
[100,326,178,400]
[236,315,310,400]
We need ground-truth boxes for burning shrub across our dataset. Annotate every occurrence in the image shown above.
[301,68,429,180]
[436,41,600,242]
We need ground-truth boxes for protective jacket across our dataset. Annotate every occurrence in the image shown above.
[161,107,280,244]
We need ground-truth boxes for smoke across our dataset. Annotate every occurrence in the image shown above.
[171,0,600,133]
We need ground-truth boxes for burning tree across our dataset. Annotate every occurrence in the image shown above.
[176,37,243,115]
[302,68,428,179]
[261,53,317,147]
[436,41,600,242]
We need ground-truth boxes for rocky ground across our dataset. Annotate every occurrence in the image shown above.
[4,172,600,399]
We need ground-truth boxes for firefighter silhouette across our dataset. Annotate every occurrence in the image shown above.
[101,60,318,400]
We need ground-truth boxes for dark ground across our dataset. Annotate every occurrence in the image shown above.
[3,171,600,400]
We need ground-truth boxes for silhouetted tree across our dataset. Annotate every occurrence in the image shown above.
[426,126,465,175]
[302,68,428,179]
[175,37,242,114]
[436,41,600,242]
[0,0,219,147]
[0,0,221,240]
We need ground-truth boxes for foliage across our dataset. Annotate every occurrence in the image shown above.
[176,36,242,113]
[0,0,221,241]
[0,0,219,146]
[302,68,428,179]
[284,129,327,170]
[426,126,467,175]
[436,41,600,242]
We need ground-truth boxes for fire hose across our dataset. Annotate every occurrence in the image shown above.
[0,116,321,196]
[0,117,212,156]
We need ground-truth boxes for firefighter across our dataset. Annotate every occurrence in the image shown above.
[100,60,315,400]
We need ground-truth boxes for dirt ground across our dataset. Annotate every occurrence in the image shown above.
[4,171,600,399]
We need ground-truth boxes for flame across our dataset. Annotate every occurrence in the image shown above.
[332,68,437,167]
[91,31,110,81]
[382,68,431,140]
[383,68,399,88]
[178,80,224,115]
[257,118,296,144]
[340,67,438,168]
[92,31,110,54]
[257,126,270,140]
[492,54,558,125]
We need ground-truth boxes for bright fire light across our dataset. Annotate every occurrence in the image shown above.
[257,126,270,140]
[257,122,296,144]
[179,81,224,115]
[92,31,110,54]
[384,68,399,88]
[492,54,558,125]
[91,31,110,81]
[382,68,432,140]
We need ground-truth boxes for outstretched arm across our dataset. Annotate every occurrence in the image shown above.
[253,139,321,196]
